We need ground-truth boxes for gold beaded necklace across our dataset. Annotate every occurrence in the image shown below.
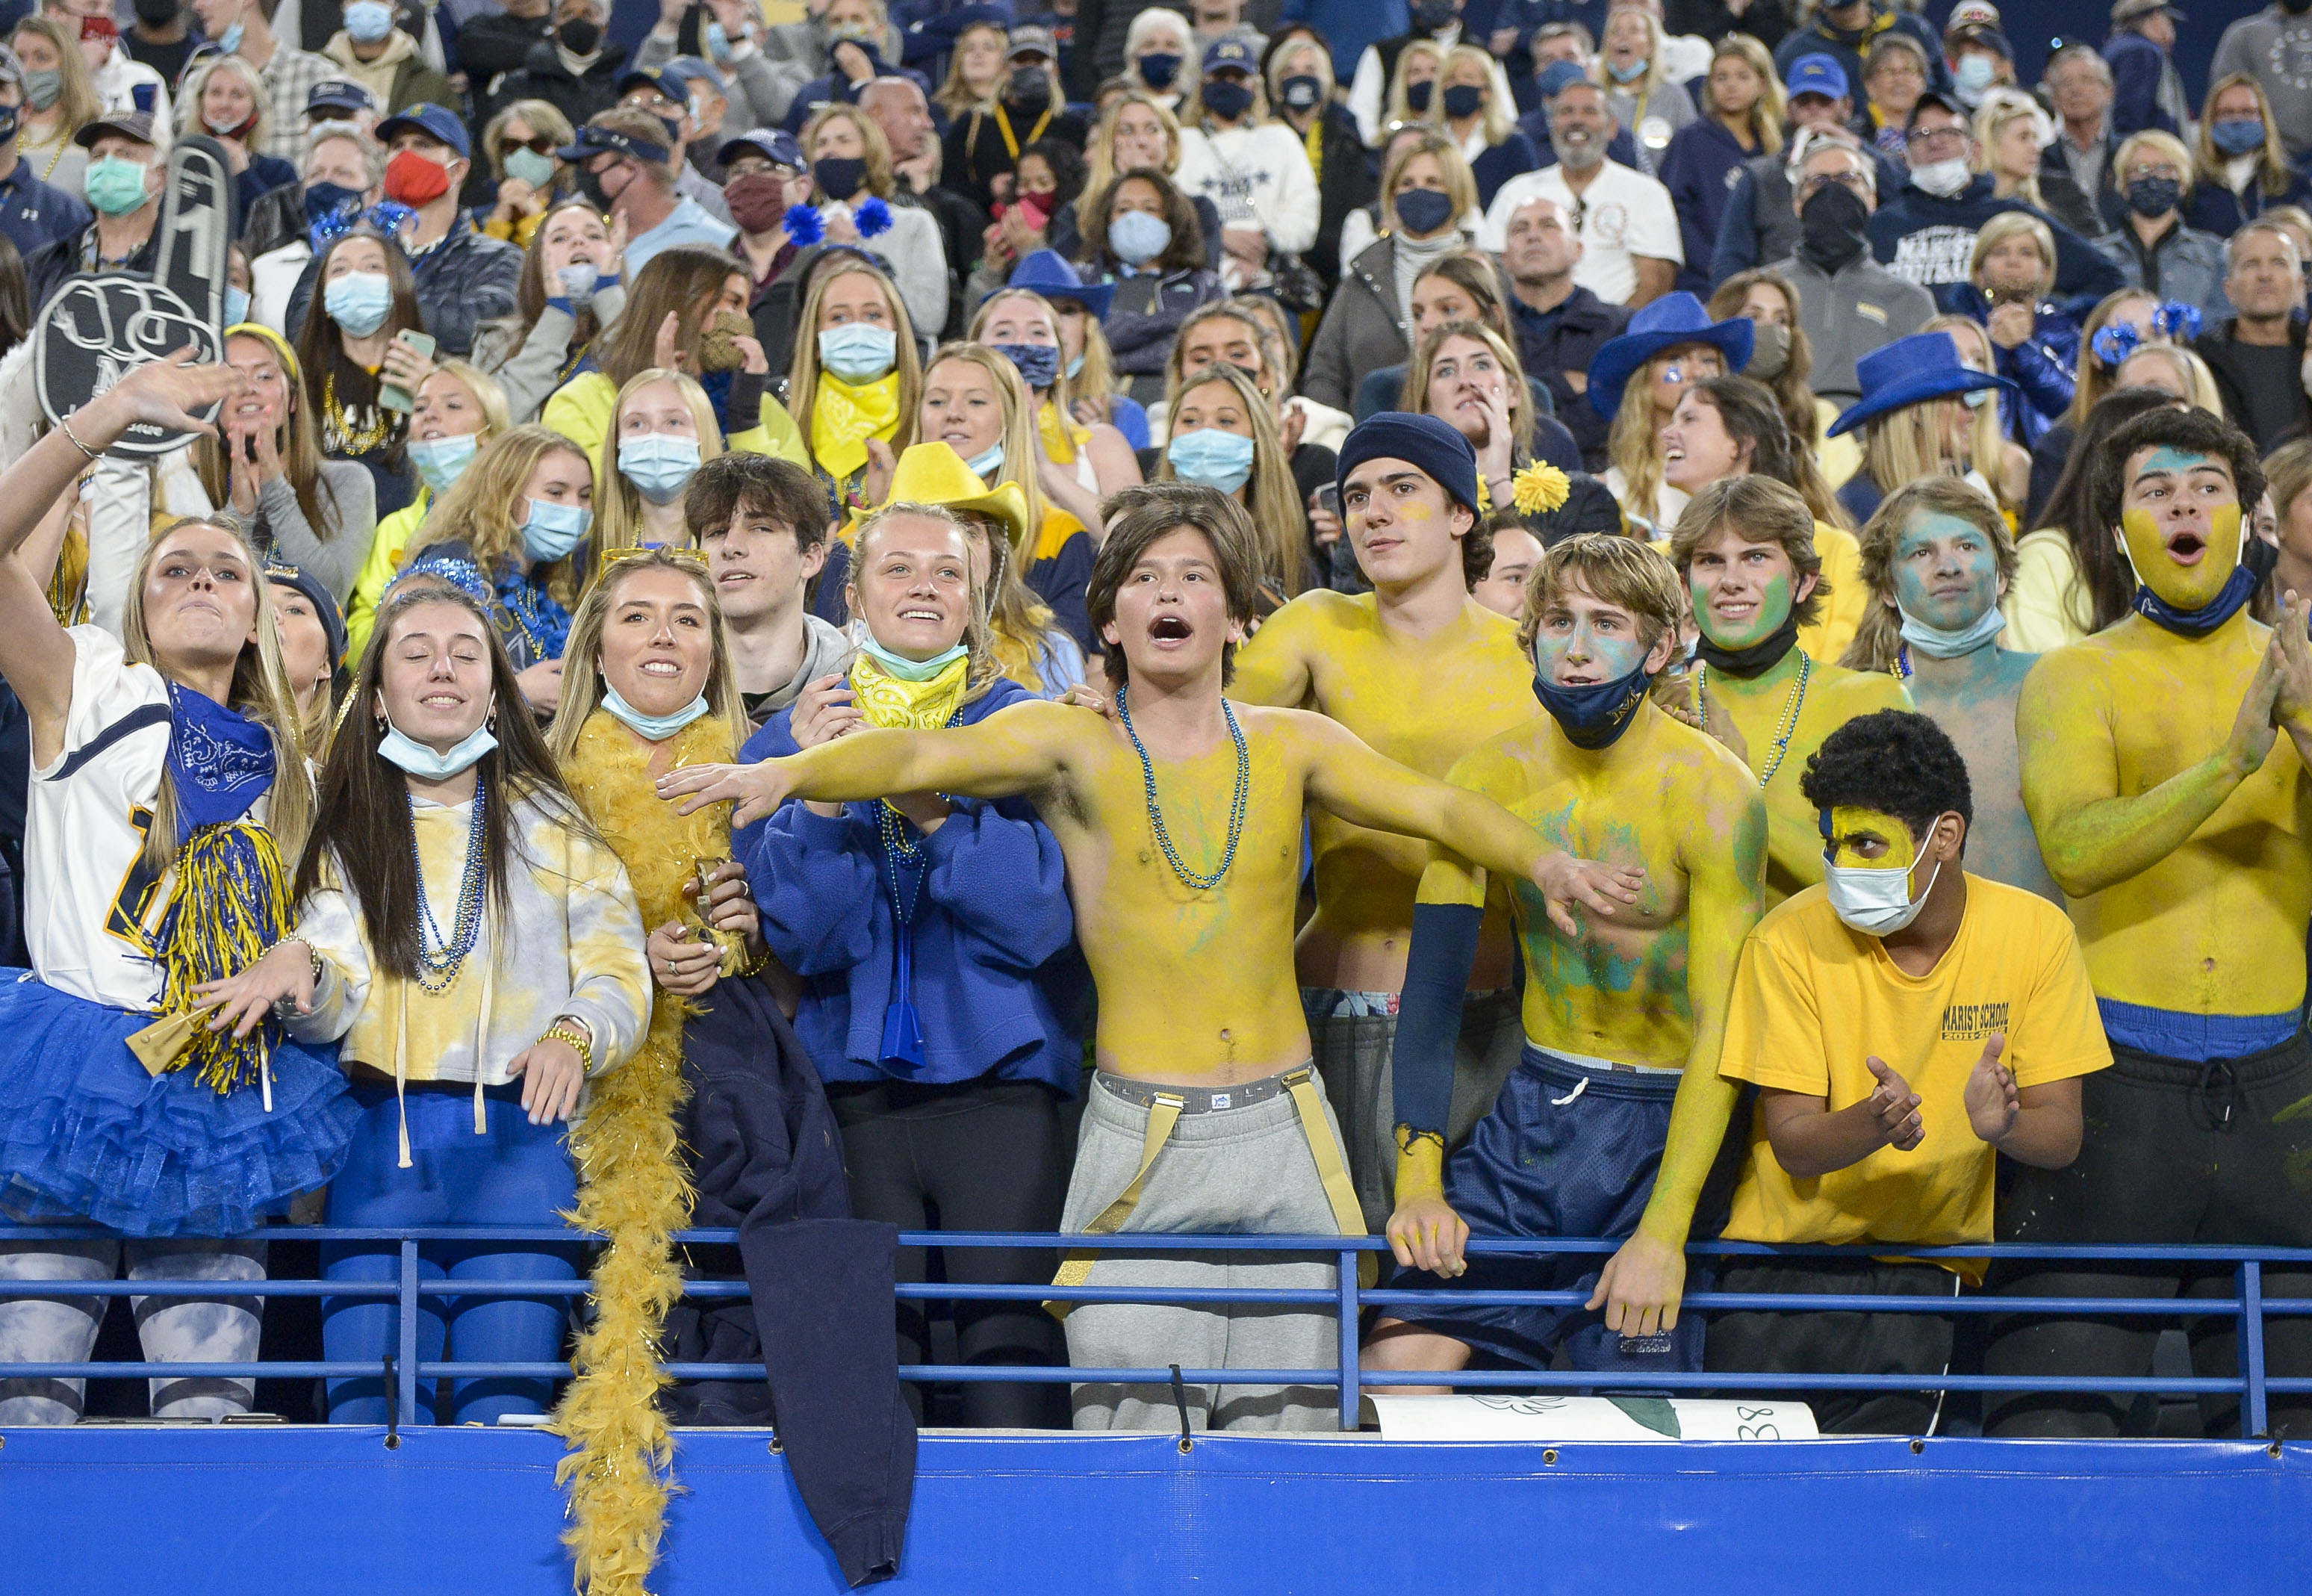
[1696,653,1811,788]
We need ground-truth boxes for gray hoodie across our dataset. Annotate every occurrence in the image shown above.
[744,612,857,729]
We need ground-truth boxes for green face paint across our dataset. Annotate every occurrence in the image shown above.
[1893,512,1999,631]
[1691,568,1791,650]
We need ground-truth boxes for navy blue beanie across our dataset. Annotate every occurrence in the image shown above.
[1335,412,1484,520]
[267,562,348,668]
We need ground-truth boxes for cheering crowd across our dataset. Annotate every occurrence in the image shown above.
[0,0,2303,1465]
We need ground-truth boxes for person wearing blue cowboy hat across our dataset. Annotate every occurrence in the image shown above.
[1829,329,2016,525]
[1585,291,1754,534]
[1004,247,1152,450]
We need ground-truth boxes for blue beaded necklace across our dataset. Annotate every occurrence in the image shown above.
[1116,686,1250,892]
[411,774,489,994]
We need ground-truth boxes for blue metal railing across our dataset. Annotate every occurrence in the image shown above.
[1,1227,2305,1435]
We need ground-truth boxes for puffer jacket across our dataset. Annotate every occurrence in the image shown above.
[285,211,523,357]
[1942,283,2079,451]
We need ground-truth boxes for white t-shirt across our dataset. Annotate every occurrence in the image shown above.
[1479,161,1681,305]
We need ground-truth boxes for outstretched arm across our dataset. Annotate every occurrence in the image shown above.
[661,699,1081,828]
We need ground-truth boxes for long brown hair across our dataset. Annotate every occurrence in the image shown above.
[1406,317,1538,459]
[1707,270,1819,453]
[502,196,611,355]
[1689,373,1852,531]
[293,585,585,982]
[2027,386,2185,633]
[595,244,745,389]
[549,549,749,762]
[295,226,424,462]
[198,326,344,543]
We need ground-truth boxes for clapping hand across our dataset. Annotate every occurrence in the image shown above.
[1864,1055,1925,1152]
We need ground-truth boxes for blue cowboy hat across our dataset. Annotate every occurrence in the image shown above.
[1007,249,1113,317]
[1827,332,2016,437]
[1584,294,1754,423]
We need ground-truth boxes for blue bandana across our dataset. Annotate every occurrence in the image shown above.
[2132,535,2277,638]
[165,683,276,843]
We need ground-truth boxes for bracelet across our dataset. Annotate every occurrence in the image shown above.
[264,937,325,1017]
[58,416,102,462]
[538,1017,596,1076]
[737,938,774,979]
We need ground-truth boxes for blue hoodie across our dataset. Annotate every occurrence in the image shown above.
[1656,116,1757,296]
[1868,174,2123,302]
[739,674,1089,1094]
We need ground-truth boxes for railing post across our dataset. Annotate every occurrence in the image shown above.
[1337,1248,1361,1433]
[2240,1259,2268,1440]
[397,1237,421,1429]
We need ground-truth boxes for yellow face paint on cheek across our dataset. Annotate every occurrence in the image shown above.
[1400,500,1435,522]
[1826,805,1915,870]
[2120,501,2244,612]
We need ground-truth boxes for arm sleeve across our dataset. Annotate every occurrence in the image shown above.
[1390,901,1485,1143]
[1627,177,1683,265]
[723,43,787,131]
[488,302,586,426]
[1709,170,1761,287]
[919,800,1076,969]
[2105,40,2166,138]
[555,830,653,1077]
[1349,46,1385,146]
[1998,338,2077,426]
[750,802,884,975]
[884,205,949,337]
[259,467,373,602]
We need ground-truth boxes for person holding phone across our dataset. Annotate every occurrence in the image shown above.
[294,223,433,517]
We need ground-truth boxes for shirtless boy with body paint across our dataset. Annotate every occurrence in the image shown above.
[1668,477,1914,906]
[1839,477,2057,900]
[1364,534,1767,1381]
[1987,409,2312,1439]
[661,485,1641,1432]
[1228,412,1541,1230]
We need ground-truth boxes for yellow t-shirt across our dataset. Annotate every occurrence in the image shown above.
[1797,521,1867,668]
[1718,875,2112,1281]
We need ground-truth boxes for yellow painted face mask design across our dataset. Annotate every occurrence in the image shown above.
[2119,497,2243,613]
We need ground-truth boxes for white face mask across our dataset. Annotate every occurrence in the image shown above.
[1911,157,1972,199]
[1824,854,1939,936]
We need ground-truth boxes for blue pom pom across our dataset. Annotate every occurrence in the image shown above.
[855,196,892,239]
[784,203,824,246]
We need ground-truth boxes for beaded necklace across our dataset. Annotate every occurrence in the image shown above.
[1116,686,1250,892]
[1697,653,1810,789]
[323,370,394,456]
[410,773,489,994]
[1889,644,1913,681]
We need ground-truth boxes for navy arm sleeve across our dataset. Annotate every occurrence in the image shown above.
[1390,901,1486,1146]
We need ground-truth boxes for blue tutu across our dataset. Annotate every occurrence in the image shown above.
[0,971,359,1237]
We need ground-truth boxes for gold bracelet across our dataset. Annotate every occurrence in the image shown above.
[538,1018,595,1075]
[57,416,102,462]
[737,938,774,979]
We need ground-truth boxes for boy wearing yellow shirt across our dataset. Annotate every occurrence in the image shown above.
[1709,709,2108,1435]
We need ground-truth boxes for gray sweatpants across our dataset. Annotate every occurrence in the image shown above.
[1303,987,1524,1234]
[0,1238,266,1423]
[1061,1075,1355,1432]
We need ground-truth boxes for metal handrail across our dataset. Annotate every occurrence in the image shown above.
[1,1226,2300,1435]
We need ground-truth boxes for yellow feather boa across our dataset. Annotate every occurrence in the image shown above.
[550,709,739,1596]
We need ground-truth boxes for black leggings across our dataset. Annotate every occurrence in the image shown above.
[827,1078,1069,1429]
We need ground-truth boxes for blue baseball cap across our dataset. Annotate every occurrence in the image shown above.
[1538,59,1591,100]
[661,56,727,99]
[376,102,470,158]
[717,126,805,171]
[1785,53,1849,102]
[615,64,681,102]
[306,78,377,119]
[1202,37,1256,75]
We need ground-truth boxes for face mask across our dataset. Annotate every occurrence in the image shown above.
[860,636,967,680]
[993,340,1060,390]
[1405,79,1433,113]
[1746,321,1790,381]
[1529,643,1656,751]
[1007,64,1051,105]
[1066,352,1085,378]
[1414,0,1455,31]
[818,321,898,383]
[829,20,875,42]
[1109,208,1172,265]
[1202,78,1255,122]
[225,285,250,324]
[1606,58,1647,84]
[554,261,599,302]
[558,18,600,55]
[217,21,242,53]
[385,148,453,206]
[1897,599,2005,658]
[1954,53,1996,93]
[323,270,394,336]
[205,110,254,137]
[134,0,178,23]
[1910,156,1972,199]
[503,146,556,190]
[377,715,497,779]
[2126,175,2182,218]
[965,441,1004,477]
[1395,185,1455,236]
[1441,83,1484,119]
[408,433,479,494]
[521,497,593,562]
[0,105,17,146]
[1166,426,1255,492]
[704,17,730,58]
[601,681,709,740]
[1961,383,1992,409]
[1280,73,1321,111]
[344,0,395,43]
[21,68,58,111]
[814,155,867,201]
[1824,851,1939,936]
[2211,119,2266,157]
[84,156,152,217]
[696,309,754,373]
[724,170,789,232]
[304,179,362,230]
[2124,504,2273,635]
[1137,51,1180,90]
[618,433,703,503]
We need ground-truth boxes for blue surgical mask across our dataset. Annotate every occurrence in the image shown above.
[503,146,557,190]
[323,270,394,337]
[1606,57,1647,84]
[1897,600,2006,659]
[408,433,479,494]
[992,341,1060,390]
[521,497,593,562]
[704,17,730,58]
[377,715,497,778]
[1108,208,1172,267]
[1166,427,1255,493]
[859,636,966,680]
[344,0,395,43]
[818,321,898,383]
[225,285,251,325]
[618,433,703,503]
[1066,353,1085,379]
[217,21,243,54]
[1529,642,1656,750]
[964,441,1004,478]
[1954,53,1996,93]
[601,681,710,739]
[2212,118,2266,157]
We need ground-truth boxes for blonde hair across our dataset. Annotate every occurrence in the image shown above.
[423,359,513,437]
[1158,361,1306,600]
[1184,49,1269,125]
[2115,128,2195,199]
[1519,532,1685,653]
[2115,342,2225,414]
[924,343,1055,555]
[1708,34,1784,157]
[786,258,922,471]
[1078,90,1184,238]
[1267,34,1336,108]
[1968,209,2056,299]
[405,424,595,611]
[121,519,311,875]
[801,102,896,200]
[1385,40,1446,129]
[197,327,346,546]
[935,19,1009,119]
[847,501,1004,700]
[1431,44,1514,147]
[481,98,574,180]
[1603,5,1671,108]
[2198,72,2293,198]
[1406,318,1536,457]
[1974,89,2051,208]
[13,16,102,144]
[594,370,727,555]
[548,550,748,763]
[1929,314,2007,504]
[179,53,270,152]
[1382,133,1479,235]
[1840,476,2016,673]
[1160,299,1283,412]
[2069,288,2163,427]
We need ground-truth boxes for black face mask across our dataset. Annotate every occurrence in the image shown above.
[1007,65,1051,107]
[558,18,601,55]
[1797,181,1869,274]
[132,0,178,25]
[1202,78,1255,122]
[813,155,867,200]
[574,158,620,211]
[1696,606,1803,678]
[2285,0,2311,14]
[0,105,18,146]
[1406,79,1433,113]
[1414,0,1457,32]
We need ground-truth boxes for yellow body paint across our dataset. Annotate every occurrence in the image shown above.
[1824,805,1917,869]
[2019,609,2312,1016]
[2121,501,2243,611]
[1230,591,1537,990]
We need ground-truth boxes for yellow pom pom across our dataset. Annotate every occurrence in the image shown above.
[1476,474,1491,515]
[1512,462,1572,515]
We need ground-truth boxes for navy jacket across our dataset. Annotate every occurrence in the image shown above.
[2103,31,2178,139]
[2185,165,2312,237]
[1868,175,2123,302]
[740,675,1087,1097]
[1470,132,1542,209]
[0,160,87,267]
[286,211,522,356]
[1656,116,1758,296]
[1773,6,1951,105]
[1942,284,2078,452]
[1509,284,1629,471]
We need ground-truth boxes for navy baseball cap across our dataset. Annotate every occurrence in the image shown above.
[1785,52,1849,101]
[559,121,672,166]
[717,126,805,170]
[616,64,681,102]
[306,78,377,118]
[376,102,470,158]
[265,562,348,670]
[1202,37,1256,74]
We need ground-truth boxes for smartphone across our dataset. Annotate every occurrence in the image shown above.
[377,329,436,414]
[1314,483,1340,519]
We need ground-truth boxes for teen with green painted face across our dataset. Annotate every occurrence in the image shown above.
[1992,406,2312,1440]
[1667,476,1912,906]
[1839,477,2057,901]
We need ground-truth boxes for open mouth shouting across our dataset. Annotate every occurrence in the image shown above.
[2166,527,2207,564]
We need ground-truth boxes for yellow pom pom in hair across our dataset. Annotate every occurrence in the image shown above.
[1512,462,1572,515]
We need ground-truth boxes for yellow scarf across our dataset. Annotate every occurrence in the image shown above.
[850,649,969,731]
[809,369,904,482]
[1037,399,1090,467]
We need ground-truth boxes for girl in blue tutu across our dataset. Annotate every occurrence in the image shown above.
[0,353,360,1426]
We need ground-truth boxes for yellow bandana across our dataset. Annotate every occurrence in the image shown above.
[1037,399,1090,467]
[850,649,970,731]
[809,369,904,482]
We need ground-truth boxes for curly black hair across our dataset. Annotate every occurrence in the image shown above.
[2087,406,2266,566]
[1799,709,1974,845]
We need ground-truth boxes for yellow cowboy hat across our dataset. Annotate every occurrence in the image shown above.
[851,441,1031,551]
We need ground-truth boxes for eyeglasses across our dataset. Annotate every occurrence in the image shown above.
[498,134,559,158]
[1904,124,1966,152]
[1797,170,1869,196]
